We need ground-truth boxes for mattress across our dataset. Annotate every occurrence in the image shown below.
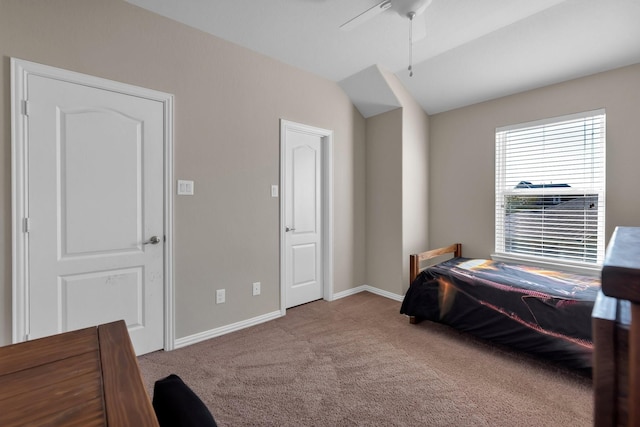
[400,257,601,371]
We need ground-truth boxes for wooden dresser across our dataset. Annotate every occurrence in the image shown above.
[0,320,159,426]
[593,226,640,427]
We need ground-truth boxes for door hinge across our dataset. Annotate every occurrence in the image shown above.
[23,217,30,233]
[22,99,30,116]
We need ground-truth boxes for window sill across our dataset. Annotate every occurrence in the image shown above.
[491,253,602,278]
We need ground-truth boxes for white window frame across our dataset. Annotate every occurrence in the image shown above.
[493,110,606,276]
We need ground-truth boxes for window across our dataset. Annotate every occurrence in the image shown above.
[495,110,606,270]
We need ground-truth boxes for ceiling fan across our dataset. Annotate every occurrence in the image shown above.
[340,0,434,76]
[340,0,433,36]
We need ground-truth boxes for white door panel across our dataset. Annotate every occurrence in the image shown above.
[293,244,317,284]
[60,267,144,331]
[24,73,165,355]
[61,108,142,256]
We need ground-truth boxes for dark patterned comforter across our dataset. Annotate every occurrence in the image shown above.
[400,257,600,372]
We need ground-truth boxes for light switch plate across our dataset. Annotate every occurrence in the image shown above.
[177,180,194,195]
[271,185,278,198]
[216,289,225,304]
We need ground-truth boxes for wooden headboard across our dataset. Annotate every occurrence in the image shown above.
[409,243,462,285]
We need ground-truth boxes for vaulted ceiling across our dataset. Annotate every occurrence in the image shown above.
[126,0,640,116]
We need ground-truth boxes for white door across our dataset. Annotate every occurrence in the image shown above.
[16,66,167,355]
[283,124,325,308]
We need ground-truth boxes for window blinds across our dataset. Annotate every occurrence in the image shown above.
[495,110,606,265]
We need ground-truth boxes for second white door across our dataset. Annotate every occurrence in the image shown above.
[283,123,325,308]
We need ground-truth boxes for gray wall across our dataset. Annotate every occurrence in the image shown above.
[0,0,366,344]
[393,75,430,293]
[365,108,403,294]
[363,69,430,296]
[429,64,640,258]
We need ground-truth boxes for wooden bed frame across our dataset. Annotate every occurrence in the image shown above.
[408,243,462,324]
[409,243,462,284]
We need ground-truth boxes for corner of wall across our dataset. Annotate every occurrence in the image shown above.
[362,66,430,296]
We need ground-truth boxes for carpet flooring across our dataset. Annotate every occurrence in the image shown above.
[137,292,592,426]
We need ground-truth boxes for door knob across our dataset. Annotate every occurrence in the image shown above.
[285,226,296,232]
[144,236,161,245]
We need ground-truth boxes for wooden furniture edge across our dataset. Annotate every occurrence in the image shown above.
[592,291,620,426]
[0,327,99,376]
[0,327,105,426]
[408,243,462,324]
[98,320,159,427]
[601,227,640,302]
[599,226,640,427]
[631,305,640,427]
[0,320,158,426]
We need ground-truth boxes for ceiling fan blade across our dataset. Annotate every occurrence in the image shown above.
[340,0,392,31]
[411,12,427,42]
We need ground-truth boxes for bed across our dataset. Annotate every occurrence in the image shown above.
[400,243,601,373]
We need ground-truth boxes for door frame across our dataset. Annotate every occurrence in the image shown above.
[11,58,175,351]
[279,119,333,315]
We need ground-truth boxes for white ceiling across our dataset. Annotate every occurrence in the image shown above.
[125,0,640,115]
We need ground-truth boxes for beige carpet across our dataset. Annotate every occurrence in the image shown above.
[138,292,592,426]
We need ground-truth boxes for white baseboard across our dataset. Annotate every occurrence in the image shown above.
[174,310,282,349]
[332,285,367,300]
[333,285,404,302]
[173,286,403,350]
